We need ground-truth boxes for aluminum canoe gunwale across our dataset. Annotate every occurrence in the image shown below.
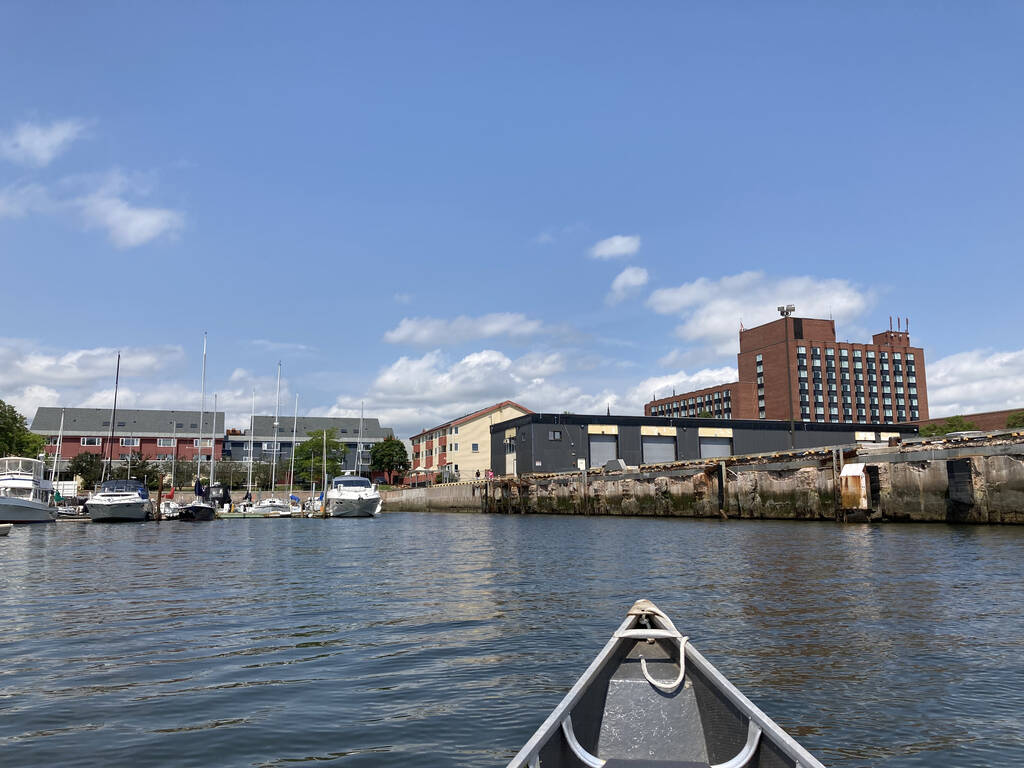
[505,604,827,768]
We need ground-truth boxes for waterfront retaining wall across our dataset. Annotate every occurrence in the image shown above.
[383,432,1024,524]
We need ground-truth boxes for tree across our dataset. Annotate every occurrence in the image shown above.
[112,452,163,489]
[292,429,348,487]
[696,410,713,418]
[68,452,104,489]
[370,437,410,483]
[0,399,45,458]
[918,415,979,437]
[1007,411,1024,429]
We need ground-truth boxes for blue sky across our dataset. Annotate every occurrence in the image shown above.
[2,2,1023,437]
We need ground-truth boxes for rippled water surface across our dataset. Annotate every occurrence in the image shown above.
[1,513,1022,767]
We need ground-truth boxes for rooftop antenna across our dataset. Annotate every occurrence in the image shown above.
[897,316,901,332]
[889,316,893,332]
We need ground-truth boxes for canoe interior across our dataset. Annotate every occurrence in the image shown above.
[534,636,802,768]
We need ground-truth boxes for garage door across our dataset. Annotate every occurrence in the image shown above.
[699,437,732,458]
[642,436,676,465]
[589,434,618,468]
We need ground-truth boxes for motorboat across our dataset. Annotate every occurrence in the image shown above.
[85,479,152,523]
[160,500,181,519]
[254,497,291,517]
[0,523,12,536]
[178,499,216,521]
[0,456,57,523]
[507,599,826,768]
[326,474,381,518]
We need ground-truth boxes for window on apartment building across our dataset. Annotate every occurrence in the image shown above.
[190,423,198,429]
[907,353,915,360]
[119,452,131,459]
[195,438,212,448]
[826,348,835,356]
[866,351,875,359]
[548,431,562,441]
[504,437,515,454]
[452,443,459,451]
[812,347,821,356]
[157,438,176,447]
[840,348,849,357]
[102,420,110,427]
[797,346,806,354]
[120,437,140,447]
[755,354,762,362]
[853,350,862,358]
[80,436,101,446]
[471,443,479,452]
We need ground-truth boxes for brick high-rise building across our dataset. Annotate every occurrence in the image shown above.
[645,315,928,425]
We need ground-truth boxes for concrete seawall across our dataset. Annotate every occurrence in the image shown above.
[383,431,1024,524]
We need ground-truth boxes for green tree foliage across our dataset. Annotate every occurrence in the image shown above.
[68,452,104,489]
[0,399,46,458]
[292,429,347,487]
[370,437,411,483]
[918,415,979,437]
[1007,411,1024,429]
[112,453,163,489]
[696,410,713,418]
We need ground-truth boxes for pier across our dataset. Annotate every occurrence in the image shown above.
[382,430,1024,524]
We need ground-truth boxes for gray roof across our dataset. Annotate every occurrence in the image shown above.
[31,407,225,438]
[247,415,393,442]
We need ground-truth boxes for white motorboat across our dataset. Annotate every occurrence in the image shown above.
[85,479,152,522]
[0,457,57,524]
[326,475,381,518]
[255,497,291,516]
[0,523,12,536]
[160,500,181,519]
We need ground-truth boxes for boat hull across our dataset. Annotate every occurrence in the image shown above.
[179,503,216,521]
[86,497,150,522]
[506,600,827,768]
[0,523,12,536]
[0,497,57,523]
[327,496,381,518]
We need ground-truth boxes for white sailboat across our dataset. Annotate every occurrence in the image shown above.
[180,334,216,522]
[255,362,290,516]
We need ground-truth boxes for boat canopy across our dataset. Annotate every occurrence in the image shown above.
[0,457,44,478]
[332,476,371,488]
[98,479,149,498]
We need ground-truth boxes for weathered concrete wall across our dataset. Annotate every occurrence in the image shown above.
[384,435,1024,524]
[381,483,484,512]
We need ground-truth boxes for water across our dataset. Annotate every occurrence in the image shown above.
[1,513,1021,767]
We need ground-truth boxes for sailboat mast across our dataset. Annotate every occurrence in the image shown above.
[270,361,281,492]
[357,401,364,477]
[50,407,65,483]
[247,387,254,494]
[101,352,121,483]
[196,332,207,485]
[321,428,327,511]
[210,393,217,487]
[288,393,298,500]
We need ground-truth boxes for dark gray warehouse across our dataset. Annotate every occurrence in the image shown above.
[489,413,919,476]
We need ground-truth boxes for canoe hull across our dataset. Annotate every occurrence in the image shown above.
[507,601,827,768]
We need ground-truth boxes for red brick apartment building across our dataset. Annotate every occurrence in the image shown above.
[31,407,225,471]
[646,315,928,425]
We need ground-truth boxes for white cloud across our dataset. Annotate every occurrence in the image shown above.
[589,234,641,259]
[647,271,872,355]
[250,339,316,354]
[383,313,545,345]
[0,182,52,218]
[76,173,184,248]
[1,169,184,249]
[926,347,1024,417]
[606,266,649,305]
[0,119,87,167]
